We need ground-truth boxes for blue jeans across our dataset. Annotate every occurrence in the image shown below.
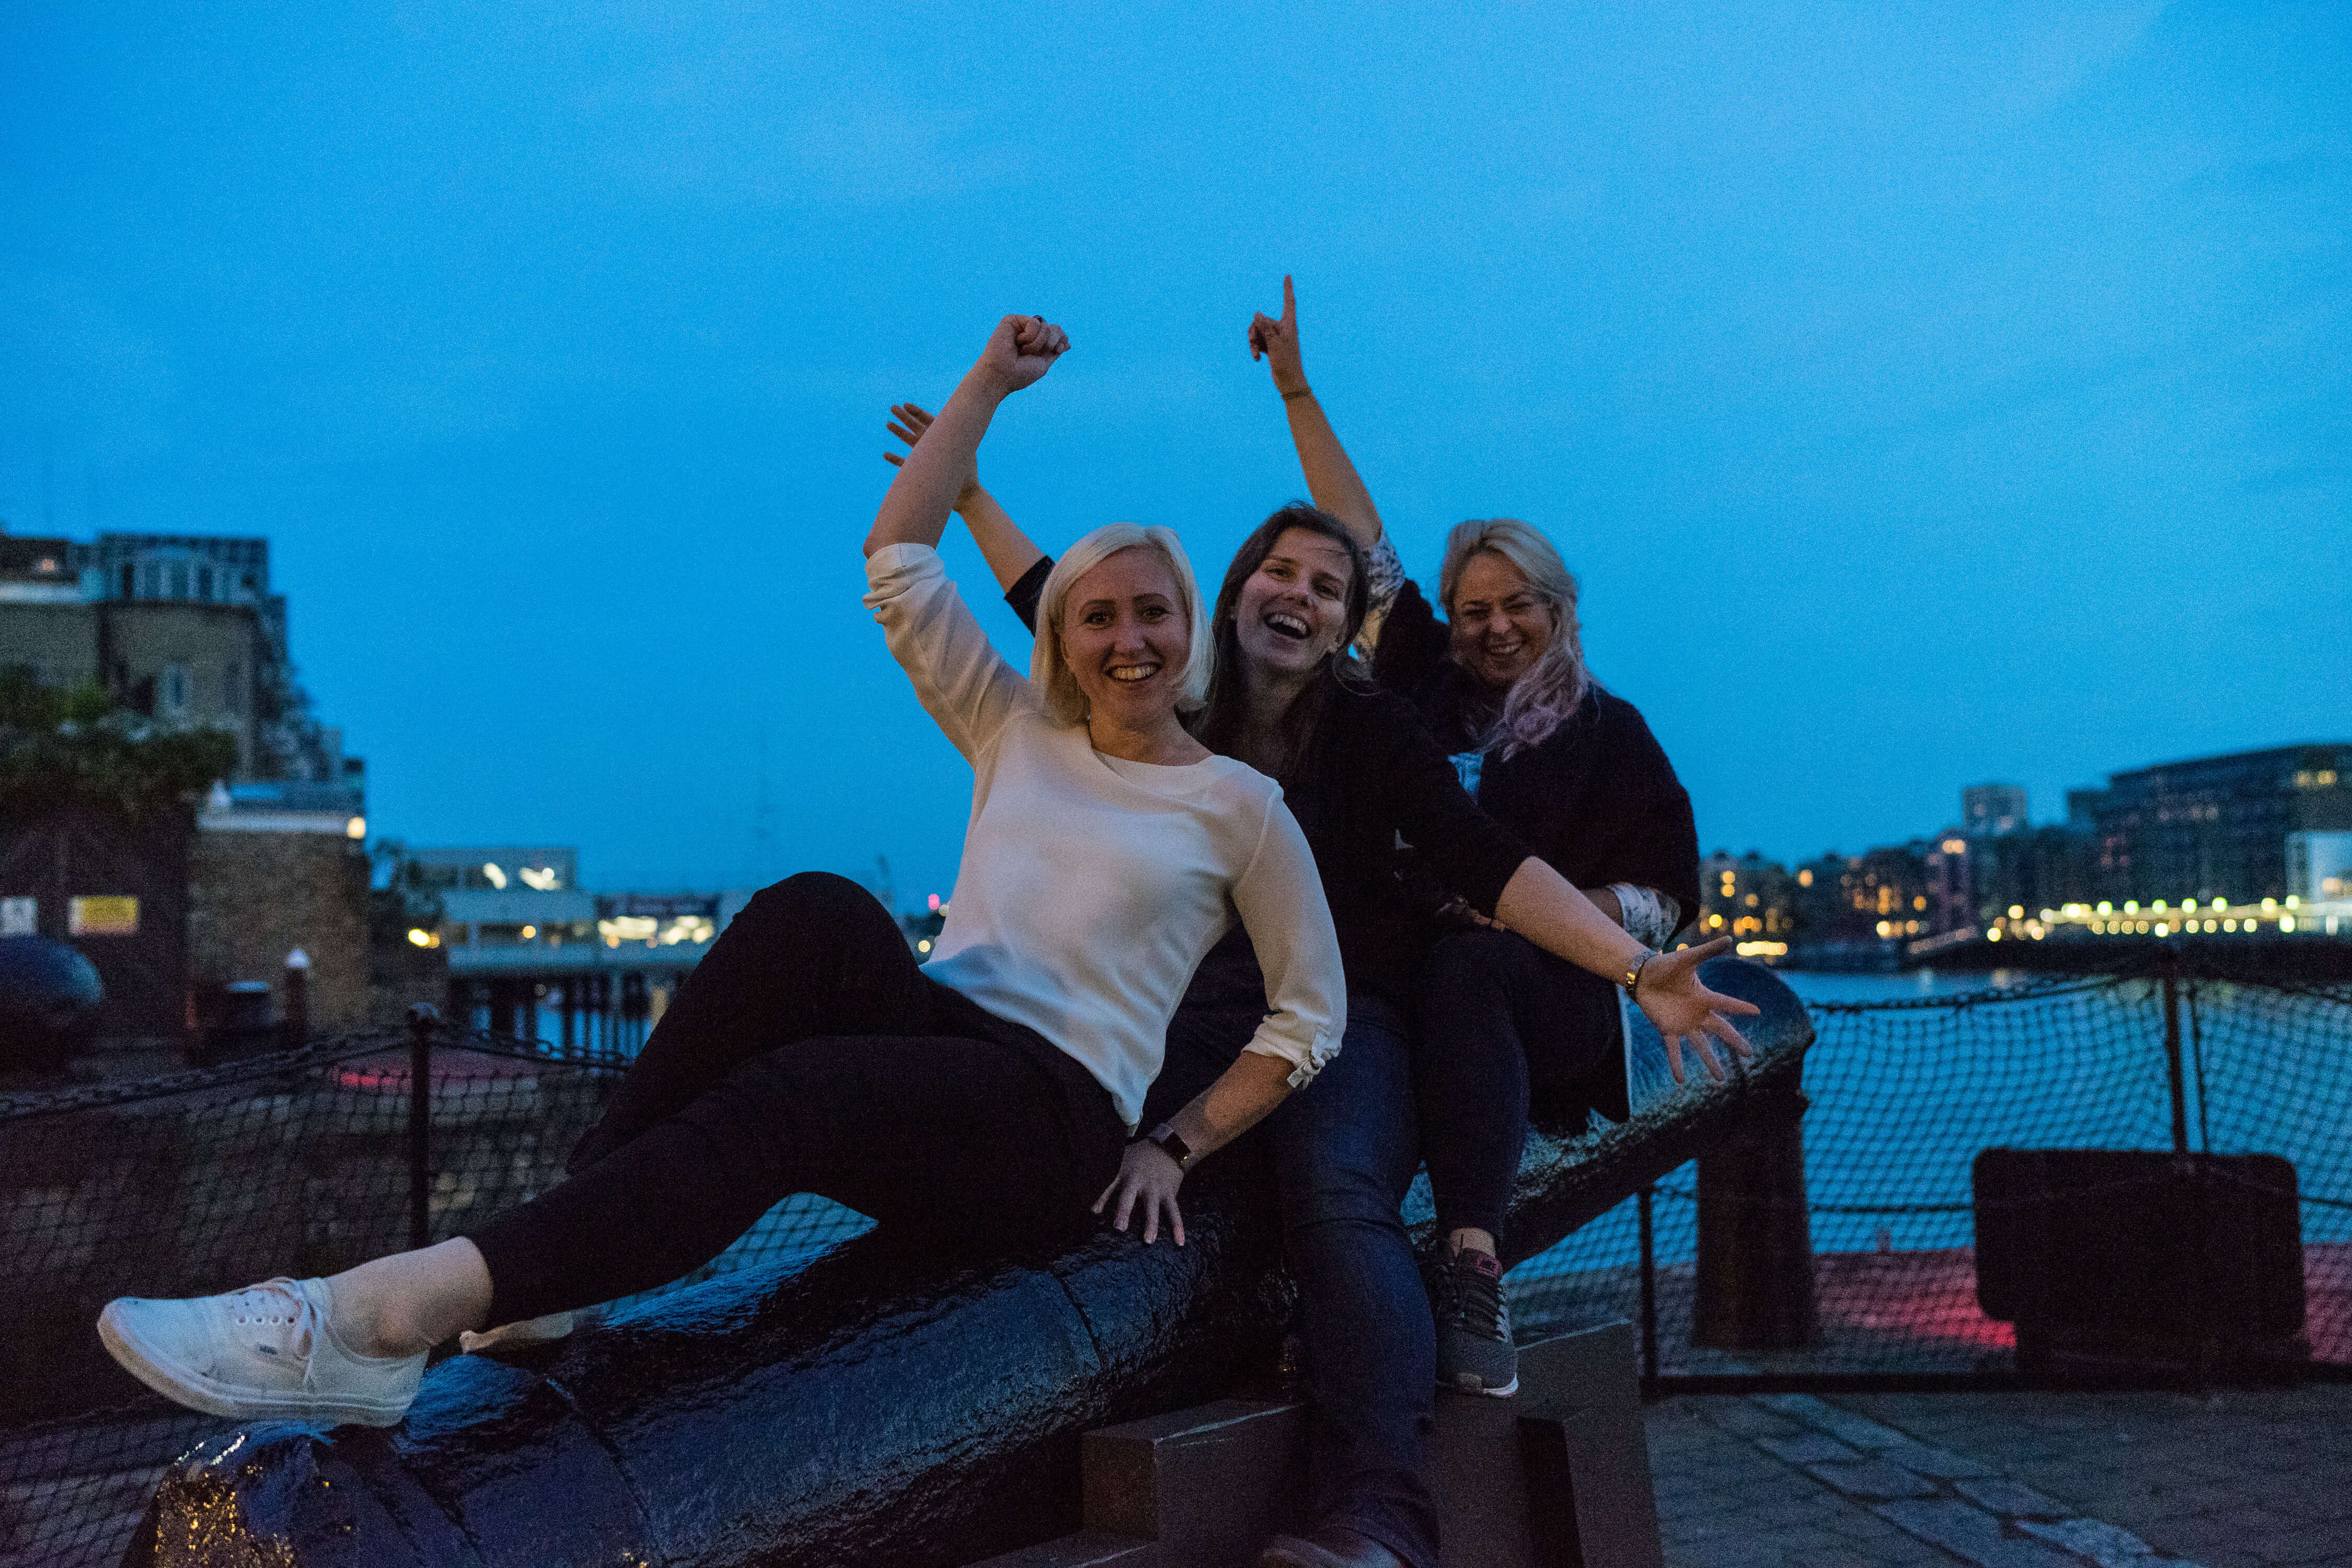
[1144,939,1438,1568]
[1269,996,1438,1567]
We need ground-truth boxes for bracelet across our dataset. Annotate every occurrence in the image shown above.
[1620,948,1659,997]
[1280,384,1315,402]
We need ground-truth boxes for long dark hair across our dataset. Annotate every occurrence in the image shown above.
[1194,504,1372,780]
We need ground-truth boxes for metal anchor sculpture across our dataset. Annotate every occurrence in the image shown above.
[123,959,1811,1568]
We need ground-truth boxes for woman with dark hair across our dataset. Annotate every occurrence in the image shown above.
[1244,283,1709,1410]
[883,333,1749,1568]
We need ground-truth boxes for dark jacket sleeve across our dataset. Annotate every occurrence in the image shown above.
[1365,691,1529,917]
[1369,579,1452,706]
[1005,556,1052,636]
[1572,696,1703,939]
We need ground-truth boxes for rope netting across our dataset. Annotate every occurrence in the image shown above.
[5,965,2347,1565]
[1511,965,2352,1385]
[0,1029,871,1568]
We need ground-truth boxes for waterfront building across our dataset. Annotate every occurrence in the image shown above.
[1962,783,2028,838]
[0,524,347,785]
[2065,743,2352,906]
[1699,851,1797,956]
[2288,831,2352,903]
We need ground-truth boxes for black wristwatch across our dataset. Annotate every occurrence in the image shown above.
[1143,1122,1193,1171]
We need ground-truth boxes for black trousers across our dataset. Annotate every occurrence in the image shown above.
[1413,926,1623,1245]
[467,873,1127,1324]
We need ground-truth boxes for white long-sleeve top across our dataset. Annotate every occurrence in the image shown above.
[863,543,1345,1129]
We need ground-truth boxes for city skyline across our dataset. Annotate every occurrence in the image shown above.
[4,3,2346,898]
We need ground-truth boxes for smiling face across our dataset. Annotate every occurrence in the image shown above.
[1059,545,1192,731]
[1231,527,1356,685]
[1447,549,1554,690]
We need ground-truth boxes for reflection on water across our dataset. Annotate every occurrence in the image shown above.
[1778,967,2037,1006]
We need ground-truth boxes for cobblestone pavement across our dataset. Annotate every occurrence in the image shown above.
[1645,1383,2352,1568]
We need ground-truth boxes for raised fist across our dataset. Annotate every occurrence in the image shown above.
[977,315,1070,395]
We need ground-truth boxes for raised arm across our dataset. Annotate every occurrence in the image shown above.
[865,315,1068,559]
[884,401,1050,592]
[1250,275,1385,550]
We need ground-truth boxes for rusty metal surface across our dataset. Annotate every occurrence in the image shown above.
[124,959,1810,1568]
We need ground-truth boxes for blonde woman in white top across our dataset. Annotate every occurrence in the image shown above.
[94,314,1344,1432]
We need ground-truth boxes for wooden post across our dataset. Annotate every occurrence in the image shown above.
[407,1003,436,1251]
[1692,1077,1816,1350]
[2161,948,2189,1155]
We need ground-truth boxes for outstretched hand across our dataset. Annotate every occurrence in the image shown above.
[976,314,1070,396]
[1247,275,1307,396]
[882,402,982,508]
[1632,937,1761,1086]
[1094,1140,1186,1246]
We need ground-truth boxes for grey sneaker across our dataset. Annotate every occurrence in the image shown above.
[1426,1244,1518,1397]
[97,1277,424,1427]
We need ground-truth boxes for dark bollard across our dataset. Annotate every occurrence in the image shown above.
[125,960,1814,1568]
[0,935,102,1074]
[1692,1073,1816,1350]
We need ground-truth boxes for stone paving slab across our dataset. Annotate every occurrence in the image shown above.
[1645,1383,2352,1568]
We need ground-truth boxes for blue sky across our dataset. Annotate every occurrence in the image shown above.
[4,2,2345,900]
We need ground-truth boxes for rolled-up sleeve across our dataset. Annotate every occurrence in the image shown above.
[1228,791,1347,1087]
[863,543,1030,763]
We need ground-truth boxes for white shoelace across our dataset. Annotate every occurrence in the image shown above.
[225,1278,320,1367]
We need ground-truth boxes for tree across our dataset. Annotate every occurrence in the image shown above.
[0,670,238,823]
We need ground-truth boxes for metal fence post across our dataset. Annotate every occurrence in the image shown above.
[1638,1183,1659,1388]
[2161,947,2188,1155]
[407,1003,436,1251]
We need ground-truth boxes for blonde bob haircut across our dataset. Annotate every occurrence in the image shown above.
[1030,523,1215,727]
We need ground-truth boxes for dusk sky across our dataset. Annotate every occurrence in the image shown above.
[5,2,2345,902]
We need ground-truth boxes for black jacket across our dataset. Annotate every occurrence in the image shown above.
[1372,579,1702,938]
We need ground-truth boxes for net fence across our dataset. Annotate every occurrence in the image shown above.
[1510,961,2352,1386]
[0,1027,872,1568]
[7,963,2348,1566]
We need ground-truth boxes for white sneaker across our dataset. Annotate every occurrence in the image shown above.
[458,1310,578,1355]
[97,1277,424,1428]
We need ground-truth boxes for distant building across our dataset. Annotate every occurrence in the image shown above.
[1925,832,1973,936]
[1965,822,2096,924]
[1699,851,1797,955]
[0,524,349,785]
[2066,743,2352,905]
[2288,831,2352,903]
[1962,783,2029,838]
